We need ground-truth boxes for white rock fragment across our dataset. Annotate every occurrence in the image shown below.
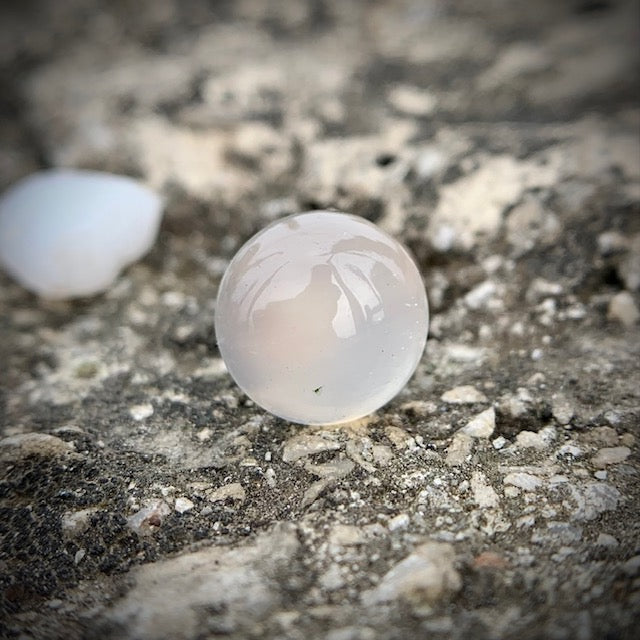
[600,412,623,432]
[591,446,631,468]
[282,434,341,463]
[568,482,621,521]
[388,84,437,116]
[127,499,172,534]
[504,473,542,491]
[492,436,508,450]
[129,403,154,421]
[371,444,394,466]
[551,394,574,426]
[595,533,619,547]
[174,497,195,514]
[460,407,496,438]
[400,400,437,416]
[505,195,560,256]
[329,524,366,547]
[471,471,500,509]
[415,148,445,179]
[444,343,486,363]
[607,292,639,327]
[301,457,355,508]
[362,542,461,606]
[597,231,628,255]
[464,280,499,310]
[0,170,163,298]
[514,431,543,449]
[207,483,246,504]
[427,154,562,251]
[445,433,474,466]
[515,429,554,450]
[441,385,488,404]
[526,278,563,303]
[388,513,411,531]
[385,425,412,449]
[557,444,583,458]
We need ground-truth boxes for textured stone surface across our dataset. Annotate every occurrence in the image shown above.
[1,1,639,639]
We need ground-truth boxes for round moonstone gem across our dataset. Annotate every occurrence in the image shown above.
[215,211,429,425]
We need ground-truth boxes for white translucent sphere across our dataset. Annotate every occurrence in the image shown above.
[215,211,429,425]
[0,169,163,299]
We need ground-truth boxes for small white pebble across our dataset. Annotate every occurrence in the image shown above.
[504,472,542,491]
[388,513,410,531]
[515,431,547,449]
[492,436,508,450]
[265,467,277,488]
[197,428,212,441]
[174,497,195,514]
[0,169,163,299]
[557,444,583,458]
[388,84,437,116]
[604,410,622,426]
[464,280,497,310]
[608,292,640,327]
[460,407,496,438]
[552,394,574,425]
[129,404,154,421]
[594,470,608,480]
[595,533,619,547]
[441,385,488,404]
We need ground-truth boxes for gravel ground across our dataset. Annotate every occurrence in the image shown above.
[1,1,639,639]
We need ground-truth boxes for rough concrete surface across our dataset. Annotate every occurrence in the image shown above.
[1,1,639,639]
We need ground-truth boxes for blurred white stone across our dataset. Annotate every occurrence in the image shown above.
[441,385,487,404]
[129,403,154,421]
[388,84,437,116]
[0,170,163,298]
[608,292,639,327]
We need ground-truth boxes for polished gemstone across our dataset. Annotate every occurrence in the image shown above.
[215,211,429,425]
